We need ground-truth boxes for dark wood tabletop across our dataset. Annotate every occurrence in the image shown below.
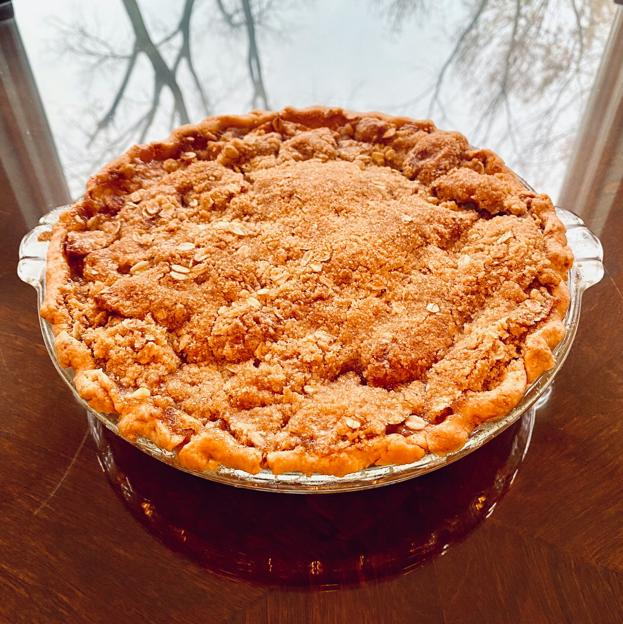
[1,3,622,623]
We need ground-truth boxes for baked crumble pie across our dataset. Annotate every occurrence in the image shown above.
[41,107,572,476]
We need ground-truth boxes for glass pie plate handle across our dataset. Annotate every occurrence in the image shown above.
[17,206,604,493]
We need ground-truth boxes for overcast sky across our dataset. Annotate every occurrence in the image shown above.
[14,0,614,201]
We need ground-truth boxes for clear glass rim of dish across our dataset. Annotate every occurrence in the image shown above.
[18,205,604,493]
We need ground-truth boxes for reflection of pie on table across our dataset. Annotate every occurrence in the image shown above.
[42,107,572,476]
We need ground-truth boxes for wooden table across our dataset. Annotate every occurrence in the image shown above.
[1,4,622,623]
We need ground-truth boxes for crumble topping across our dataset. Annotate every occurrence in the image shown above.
[41,107,572,476]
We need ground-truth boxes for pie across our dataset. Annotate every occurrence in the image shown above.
[41,107,572,476]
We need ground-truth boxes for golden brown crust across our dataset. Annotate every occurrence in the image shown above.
[267,434,427,477]
[41,227,72,329]
[41,106,572,476]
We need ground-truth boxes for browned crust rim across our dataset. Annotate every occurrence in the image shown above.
[41,106,572,477]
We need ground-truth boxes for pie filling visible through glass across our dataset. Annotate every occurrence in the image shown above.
[41,107,572,476]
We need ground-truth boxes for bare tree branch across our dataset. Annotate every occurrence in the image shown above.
[85,0,200,147]
[174,0,211,114]
[216,0,244,28]
[242,0,270,109]
[427,0,489,119]
[375,0,429,32]
[88,44,139,146]
[474,0,521,141]
[121,0,190,125]
[216,0,271,109]
[570,0,584,67]
[138,75,164,143]
[58,23,133,61]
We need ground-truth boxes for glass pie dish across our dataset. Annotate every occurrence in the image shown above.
[18,205,604,493]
